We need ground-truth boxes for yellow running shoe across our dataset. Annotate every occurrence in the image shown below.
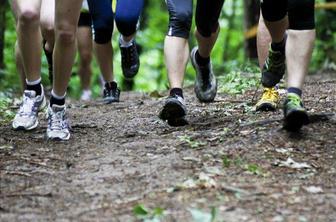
[256,87,280,111]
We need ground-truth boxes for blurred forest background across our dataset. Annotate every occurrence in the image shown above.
[0,0,335,99]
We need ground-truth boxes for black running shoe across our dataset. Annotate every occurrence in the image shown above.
[43,40,53,84]
[283,93,309,132]
[120,39,140,79]
[103,81,120,104]
[262,46,286,88]
[159,95,188,126]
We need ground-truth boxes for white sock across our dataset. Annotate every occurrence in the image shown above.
[119,35,133,48]
[26,77,41,86]
[51,90,66,100]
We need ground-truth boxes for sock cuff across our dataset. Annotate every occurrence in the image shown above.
[26,77,41,86]
[119,35,134,47]
[287,87,302,97]
[51,90,66,100]
[170,88,184,98]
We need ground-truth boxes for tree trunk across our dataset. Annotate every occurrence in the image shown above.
[0,0,7,70]
[243,0,260,60]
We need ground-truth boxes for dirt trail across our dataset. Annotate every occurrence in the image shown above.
[1,74,336,221]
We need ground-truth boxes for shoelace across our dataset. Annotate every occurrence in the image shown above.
[262,88,279,101]
[122,44,136,67]
[287,94,302,107]
[19,96,35,116]
[50,110,65,130]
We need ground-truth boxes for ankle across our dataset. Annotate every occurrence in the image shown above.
[170,88,183,98]
[50,90,66,106]
[26,78,42,96]
[195,50,210,66]
[287,87,302,97]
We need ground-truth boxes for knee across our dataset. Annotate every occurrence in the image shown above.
[92,15,114,44]
[196,20,219,38]
[40,19,54,36]
[18,8,40,26]
[115,17,138,37]
[168,9,192,39]
[56,22,77,45]
[80,51,92,65]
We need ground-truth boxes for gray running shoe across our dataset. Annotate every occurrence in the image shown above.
[12,88,46,130]
[190,47,217,103]
[46,104,70,141]
[159,95,188,126]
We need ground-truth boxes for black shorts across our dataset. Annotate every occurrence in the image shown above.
[260,0,315,30]
[78,12,92,27]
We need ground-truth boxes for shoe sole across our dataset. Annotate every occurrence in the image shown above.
[13,120,39,131]
[256,103,277,112]
[103,97,119,104]
[284,110,309,132]
[46,133,70,141]
[159,101,186,121]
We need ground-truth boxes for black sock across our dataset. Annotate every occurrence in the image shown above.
[105,81,117,91]
[288,87,302,97]
[271,37,286,53]
[170,88,183,98]
[50,96,65,106]
[26,83,42,96]
[195,50,210,66]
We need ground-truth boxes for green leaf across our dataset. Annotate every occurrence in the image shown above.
[133,204,149,217]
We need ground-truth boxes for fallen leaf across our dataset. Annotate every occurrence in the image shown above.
[303,186,323,194]
[278,157,311,169]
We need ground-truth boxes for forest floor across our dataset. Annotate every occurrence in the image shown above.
[0,73,336,222]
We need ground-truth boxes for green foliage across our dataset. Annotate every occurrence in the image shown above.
[178,135,207,149]
[221,155,266,176]
[133,204,164,222]
[0,93,15,124]
[218,63,260,94]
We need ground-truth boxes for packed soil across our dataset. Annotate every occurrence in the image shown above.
[1,73,336,222]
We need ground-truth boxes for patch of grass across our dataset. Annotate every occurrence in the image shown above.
[133,204,165,222]
[0,95,15,124]
[218,64,260,95]
[221,155,266,177]
[178,135,207,149]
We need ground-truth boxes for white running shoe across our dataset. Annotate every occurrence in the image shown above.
[46,104,70,141]
[12,88,46,130]
[80,90,92,101]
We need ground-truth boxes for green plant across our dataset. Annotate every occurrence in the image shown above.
[133,204,164,222]
[178,135,207,149]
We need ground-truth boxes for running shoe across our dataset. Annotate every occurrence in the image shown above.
[190,47,217,102]
[12,88,46,130]
[103,82,120,104]
[283,93,309,132]
[46,104,70,141]
[80,90,92,101]
[120,38,140,79]
[262,46,286,88]
[159,95,187,126]
[255,87,280,111]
